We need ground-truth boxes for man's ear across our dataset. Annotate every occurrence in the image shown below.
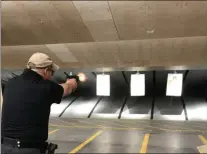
[44,68,49,75]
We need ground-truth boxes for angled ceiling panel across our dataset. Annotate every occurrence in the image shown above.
[2,1,93,46]
[116,40,141,67]
[109,1,207,40]
[3,1,207,46]
[65,43,90,66]
[1,45,64,68]
[2,36,207,69]
[73,1,119,41]
[45,44,78,63]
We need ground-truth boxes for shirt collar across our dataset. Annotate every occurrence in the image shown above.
[22,69,43,80]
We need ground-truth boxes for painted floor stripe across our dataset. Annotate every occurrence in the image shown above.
[198,135,207,145]
[69,130,103,154]
[48,129,60,135]
[197,135,207,153]
[197,145,207,153]
[140,133,150,153]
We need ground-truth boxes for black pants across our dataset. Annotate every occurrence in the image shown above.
[1,144,45,154]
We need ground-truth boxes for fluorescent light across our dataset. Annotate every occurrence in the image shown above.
[96,74,110,96]
[130,73,145,96]
[166,73,183,96]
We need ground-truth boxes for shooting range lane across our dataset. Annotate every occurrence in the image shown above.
[50,96,76,117]
[47,118,207,153]
[48,118,104,153]
[184,97,207,121]
[147,132,203,153]
[51,70,100,118]
[63,70,97,97]
[121,97,152,119]
[3,69,207,122]
[153,70,186,121]
[2,69,207,153]
[60,71,100,118]
[48,126,100,153]
[75,130,145,153]
[61,96,100,118]
[183,70,207,121]
[121,71,153,119]
[90,96,126,119]
[90,71,128,119]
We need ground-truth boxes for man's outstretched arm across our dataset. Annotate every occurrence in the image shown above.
[50,79,77,104]
[59,79,77,97]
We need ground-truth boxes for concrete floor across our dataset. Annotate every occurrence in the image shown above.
[48,118,207,153]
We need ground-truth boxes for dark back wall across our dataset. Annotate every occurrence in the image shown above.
[1,69,207,98]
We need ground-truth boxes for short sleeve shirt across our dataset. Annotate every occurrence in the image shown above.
[1,69,64,142]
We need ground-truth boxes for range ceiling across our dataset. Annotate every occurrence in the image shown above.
[1,1,207,69]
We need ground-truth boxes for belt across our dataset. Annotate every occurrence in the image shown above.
[1,137,48,150]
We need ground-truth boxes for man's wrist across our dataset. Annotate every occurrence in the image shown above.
[65,82,75,91]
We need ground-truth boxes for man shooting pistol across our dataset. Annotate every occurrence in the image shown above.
[64,72,80,83]
[1,52,78,154]
[64,72,87,84]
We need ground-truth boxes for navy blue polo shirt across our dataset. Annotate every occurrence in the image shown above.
[1,69,64,142]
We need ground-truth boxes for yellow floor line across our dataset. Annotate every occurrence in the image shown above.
[69,130,103,154]
[118,120,177,132]
[94,119,148,131]
[198,135,207,145]
[140,120,188,129]
[197,135,207,153]
[197,145,207,153]
[138,120,203,132]
[140,133,150,153]
[55,118,77,126]
[50,124,100,129]
[163,121,207,130]
[115,120,165,131]
[78,119,105,128]
[190,121,207,128]
[165,121,204,131]
[116,120,207,133]
[48,129,60,135]
[187,124,207,130]
[49,122,207,133]
[49,124,148,131]
[96,119,130,128]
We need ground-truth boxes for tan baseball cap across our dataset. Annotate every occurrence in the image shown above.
[27,52,59,71]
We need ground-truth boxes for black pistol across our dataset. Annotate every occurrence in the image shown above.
[46,143,58,154]
[64,72,80,83]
